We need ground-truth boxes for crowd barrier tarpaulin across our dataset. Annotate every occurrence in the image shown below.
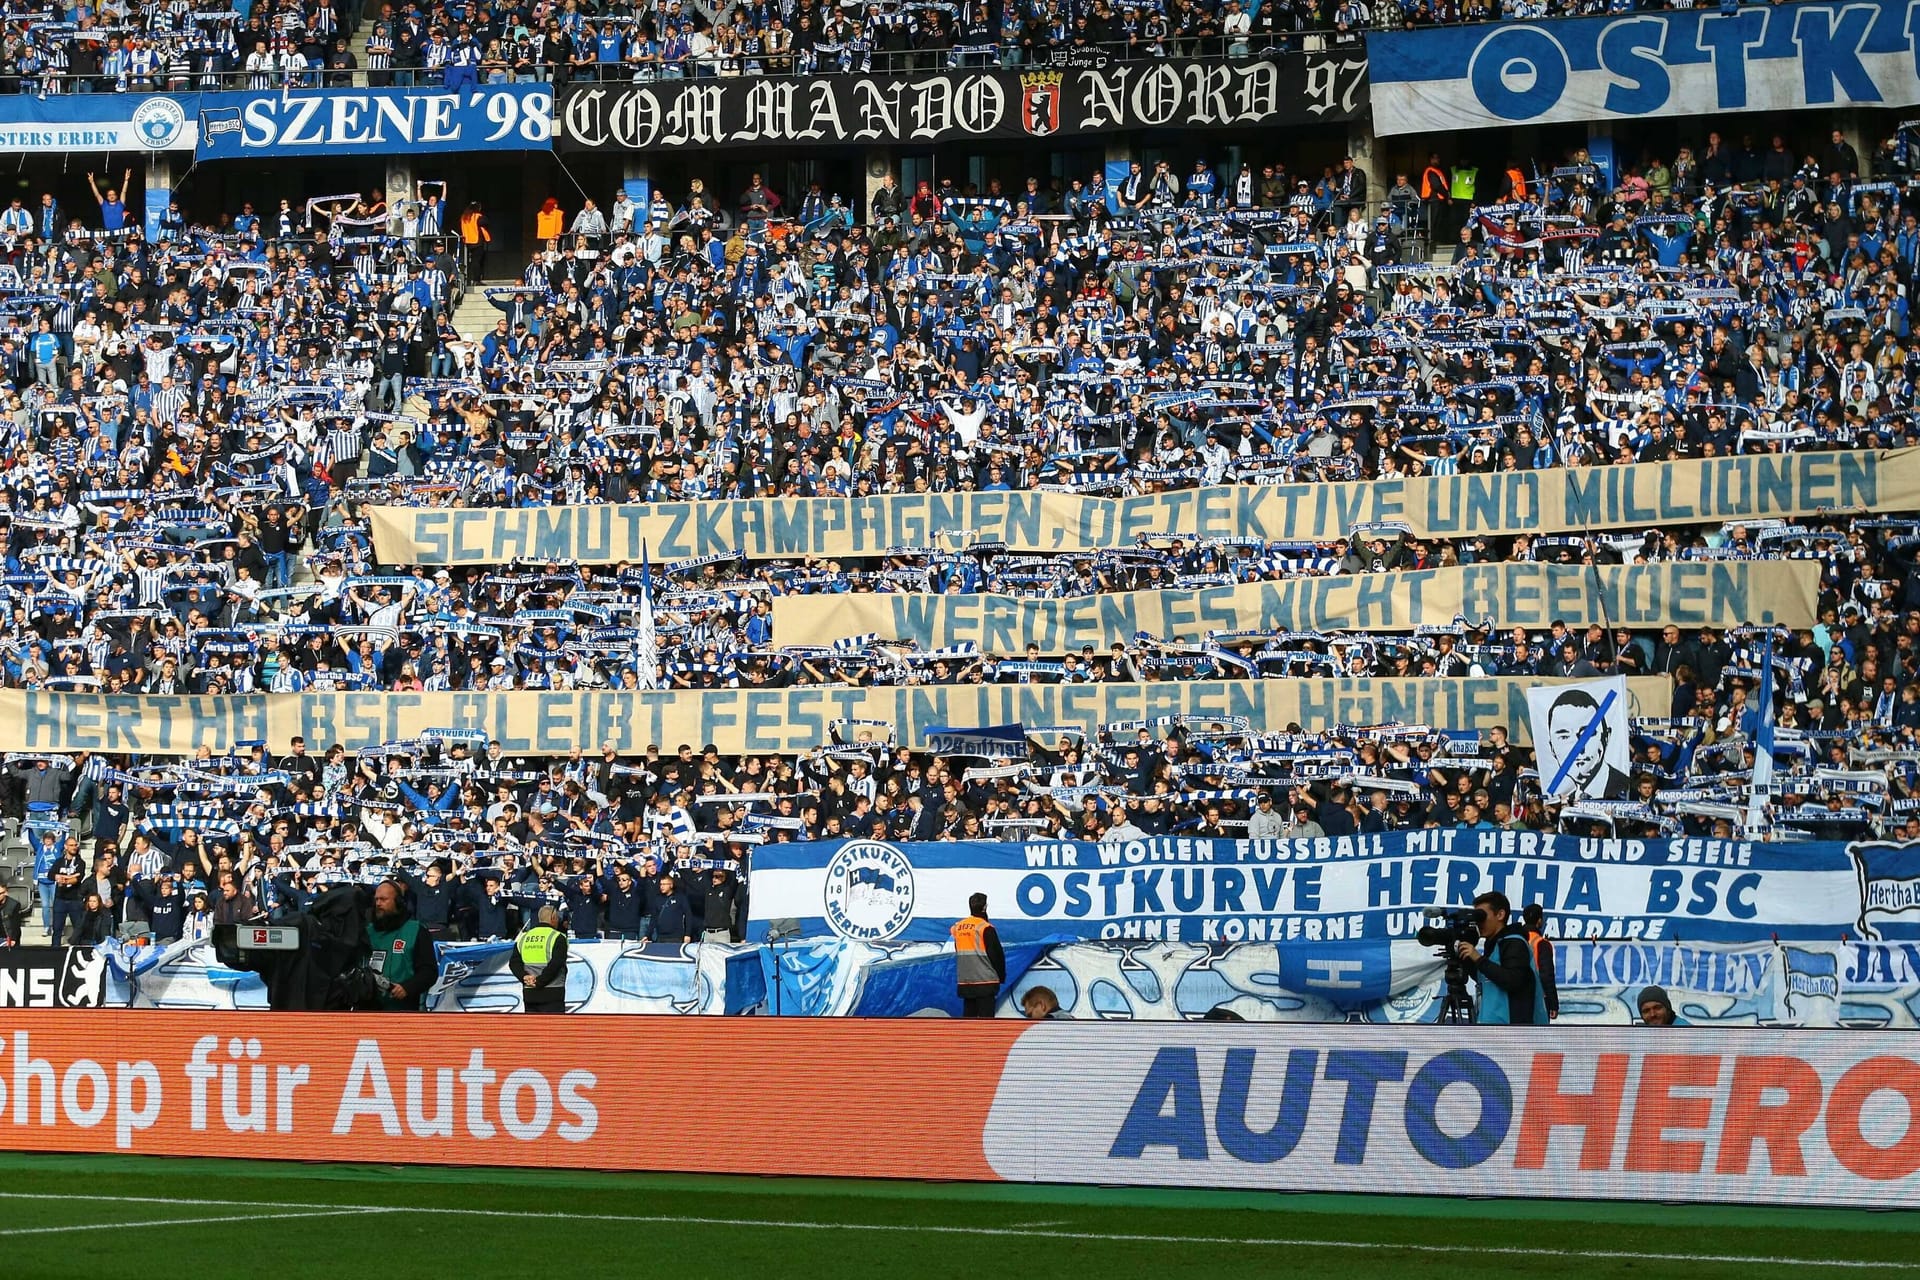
[2,1013,1918,1204]
[773,561,1820,652]
[1366,0,1920,134]
[556,53,1364,151]
[420,939,769,1015]
[104,933,1920,1027]
[367,450,1906,563]
[0,676,1670,756]
[1006,938,1916,1028]
[745,834,1914,947]
[195,83,555,158]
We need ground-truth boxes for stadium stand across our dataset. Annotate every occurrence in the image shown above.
[0,110,1916,957]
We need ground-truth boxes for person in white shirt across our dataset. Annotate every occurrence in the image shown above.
[1222,0,1251,53]
[1104,804,1148,842]
[610,191,636,234]
[1246,792,1288,838]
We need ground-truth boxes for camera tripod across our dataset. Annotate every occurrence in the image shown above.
[1436,953,1476,1024]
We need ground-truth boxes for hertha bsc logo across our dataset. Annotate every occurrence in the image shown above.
[1021,71,1062,136]
[823,842,916,941]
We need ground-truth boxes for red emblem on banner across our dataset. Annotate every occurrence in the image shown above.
[1020,71,1062,137]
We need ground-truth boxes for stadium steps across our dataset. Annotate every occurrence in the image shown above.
[451,290,503,343]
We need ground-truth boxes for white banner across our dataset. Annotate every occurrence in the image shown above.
[1527,676,1633,802]
[980,1023,1920,1204]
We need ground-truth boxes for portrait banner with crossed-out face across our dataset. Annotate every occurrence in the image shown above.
[1527,676,1634,802]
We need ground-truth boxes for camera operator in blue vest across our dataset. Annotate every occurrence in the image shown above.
[1453,891,1547,1025]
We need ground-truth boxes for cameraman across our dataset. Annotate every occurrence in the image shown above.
[1454,891,1547,1025]
[367,880,438,1011]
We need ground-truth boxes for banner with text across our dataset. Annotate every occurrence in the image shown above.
[0,948,107,1009]
[0,677,1667,756]
[558,54,1362,151]
[773,561,1818,652]
[746,834,1912,947]
[0,94,197,152]
[0,1015,1913,1203]
[370,450,1904,564]
[195,84,554,158]
[1367,0,1920,134]
[0,87,555,158]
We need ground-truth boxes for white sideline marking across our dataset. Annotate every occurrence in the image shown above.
[0,1191,1910,1269]
[0,1208,385,1238]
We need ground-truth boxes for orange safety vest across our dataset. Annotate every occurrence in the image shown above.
[460,210,491,246]
[1420,164,1449,200]
[1527,929,1546,970]
[951,915,998,989]
[535,206,565,241]
[1506,167,1528,202]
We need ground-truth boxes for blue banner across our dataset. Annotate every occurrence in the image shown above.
[748,834,1912,946]
[0,87,555,157]
[1367,0,1920,134]
[0,94,195,152]
[195,84,553,158]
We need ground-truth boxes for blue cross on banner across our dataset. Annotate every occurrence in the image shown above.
[1548,688,1615,796]
[1526,677,1631,801]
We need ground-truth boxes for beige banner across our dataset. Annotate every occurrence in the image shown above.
[368,449,1904,563]
[774,561,1819,652]
[0,677,1672,756]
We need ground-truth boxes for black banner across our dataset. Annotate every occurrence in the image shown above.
[558,54,1365,152]
[0,946,107,1009]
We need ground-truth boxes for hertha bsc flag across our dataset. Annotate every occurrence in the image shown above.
[1527,676,1631,801]
[635,541,661,691]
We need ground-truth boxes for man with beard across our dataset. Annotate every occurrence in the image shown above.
[366,880,438,1011]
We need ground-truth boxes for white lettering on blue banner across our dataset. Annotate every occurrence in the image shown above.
[1367,0,1920,134]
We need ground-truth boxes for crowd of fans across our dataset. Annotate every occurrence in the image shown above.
[0,0,1833,94]
[1,0,368,94]
[0,137,1915,709]
[7,673,1910,952]
[0,112,1918,949]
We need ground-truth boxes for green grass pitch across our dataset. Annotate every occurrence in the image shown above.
[0,1153,1914,1278]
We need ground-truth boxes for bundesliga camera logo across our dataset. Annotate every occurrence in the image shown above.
[822,842,916,941]
[131,97,186,150]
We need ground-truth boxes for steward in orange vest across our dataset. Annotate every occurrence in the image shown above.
[950,892,1006,1018]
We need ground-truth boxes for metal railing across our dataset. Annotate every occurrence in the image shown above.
[0,31,1366,95]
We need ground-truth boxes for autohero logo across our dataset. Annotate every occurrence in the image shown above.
[130,97,187,149]
[823,841,916,941]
